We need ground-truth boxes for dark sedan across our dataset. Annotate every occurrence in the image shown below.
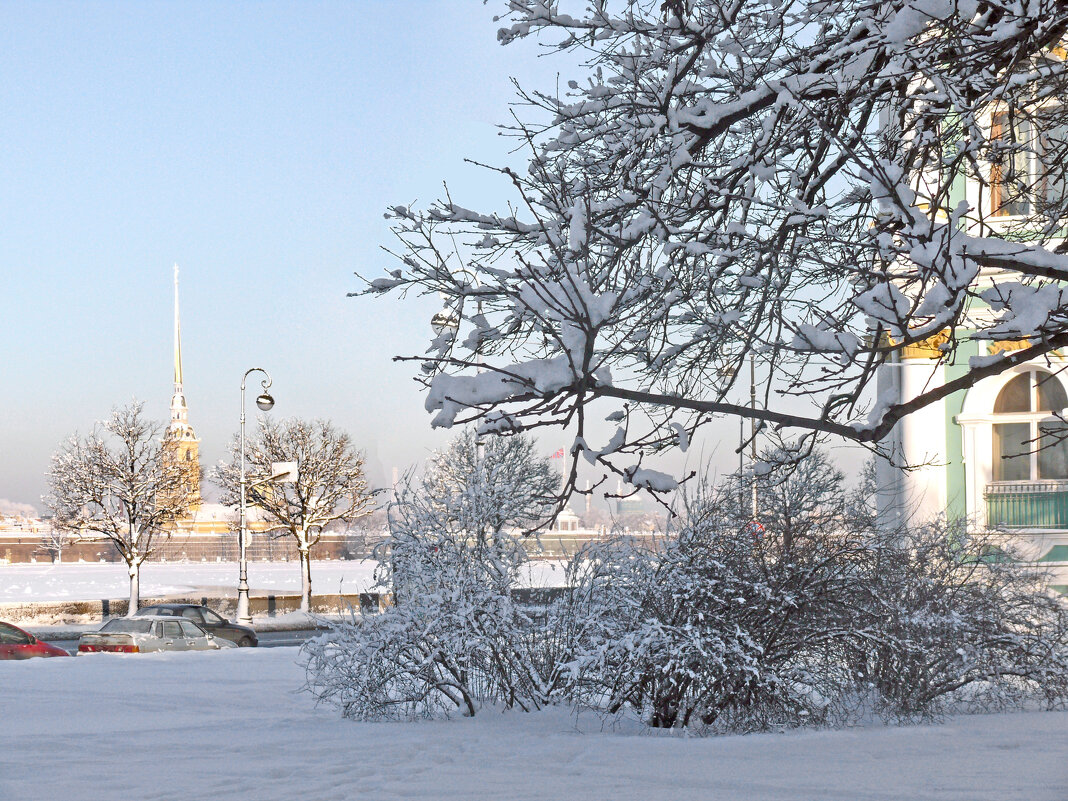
[0,621,71,659]
[134,604,258,647]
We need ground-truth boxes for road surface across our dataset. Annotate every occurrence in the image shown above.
[42,627,319,655]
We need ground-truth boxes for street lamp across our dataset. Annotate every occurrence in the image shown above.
[431,308,460,337]
[237,367,274,625]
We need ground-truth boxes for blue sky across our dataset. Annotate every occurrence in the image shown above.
[0,1,576,507]
[0,1,865,512]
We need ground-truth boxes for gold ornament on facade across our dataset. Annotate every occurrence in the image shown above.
[987,338,1062,359]
[901,329,951,359]
[987,339,1032,355]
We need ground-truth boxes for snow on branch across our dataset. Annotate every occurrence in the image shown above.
[357,0,1068,495]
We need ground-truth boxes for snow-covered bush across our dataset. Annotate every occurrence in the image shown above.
[303,522,530,719]
[303,432,568,718]
[306,441,1068,729]
[855,520,1068,719]
[565,457,870,731]
[564,450,1068,730]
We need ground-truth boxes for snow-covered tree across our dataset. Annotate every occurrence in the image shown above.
[360,1,1068,498]
[420,429,560,544]
[39,523,75,564]
[45,402,194,613]
[215,418,372,613]
[304,431,571,719]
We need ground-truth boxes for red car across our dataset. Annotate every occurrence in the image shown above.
[0,621,70,659]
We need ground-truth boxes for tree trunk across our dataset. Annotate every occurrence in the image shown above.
[127,561,140,616]
[299,545,312,614]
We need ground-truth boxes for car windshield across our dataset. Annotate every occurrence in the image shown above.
[100,619,154,634]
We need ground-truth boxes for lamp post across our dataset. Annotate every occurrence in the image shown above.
[749,355,758,521]
[237,368,275,625]
[719,355,759,520]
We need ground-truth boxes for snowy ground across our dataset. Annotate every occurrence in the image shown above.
[2,647,1065,801]
[0,559,567,603]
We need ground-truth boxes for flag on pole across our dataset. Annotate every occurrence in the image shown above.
[551,447,566,459]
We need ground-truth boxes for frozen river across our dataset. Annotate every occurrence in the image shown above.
[0,559,567,603]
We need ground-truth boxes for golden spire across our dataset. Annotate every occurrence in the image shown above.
[174,263,183,390]
[169,264,190,430]
[165,263,200,510]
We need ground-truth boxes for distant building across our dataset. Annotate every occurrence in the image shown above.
[0,267,350,564]
[162,264,201,509]
[151,266,346,562]
[528,505,661,558]
[613,481,645,515]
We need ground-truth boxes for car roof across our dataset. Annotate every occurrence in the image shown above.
[140,604,203,610]
[127,614,201,621]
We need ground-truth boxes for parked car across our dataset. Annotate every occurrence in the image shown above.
[135,604,258,647]
[77,615,237,654]
[0,621,71,659]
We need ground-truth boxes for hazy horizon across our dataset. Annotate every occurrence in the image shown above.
[1,3,559,509]
[0,2,864,514]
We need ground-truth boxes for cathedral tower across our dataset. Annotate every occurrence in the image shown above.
[164,264,201,508]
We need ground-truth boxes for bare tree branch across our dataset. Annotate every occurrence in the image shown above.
[357,0,1068,499]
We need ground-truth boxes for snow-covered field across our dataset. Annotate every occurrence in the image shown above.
[0,560,378,602]
[1,647,1064,801]
[0,560,567,603]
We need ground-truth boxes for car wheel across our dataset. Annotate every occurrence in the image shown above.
[238,636,254,648]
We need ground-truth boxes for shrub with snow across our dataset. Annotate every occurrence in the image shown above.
[306,445,1068,730]
[565,455,872,731]
[563,453,1068,729]
[303,431,570,718]
[855,520,1068,719]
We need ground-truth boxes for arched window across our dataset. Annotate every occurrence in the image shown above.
[992,370,1068,481]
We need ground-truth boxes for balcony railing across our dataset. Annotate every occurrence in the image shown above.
[984,481,1068,529]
